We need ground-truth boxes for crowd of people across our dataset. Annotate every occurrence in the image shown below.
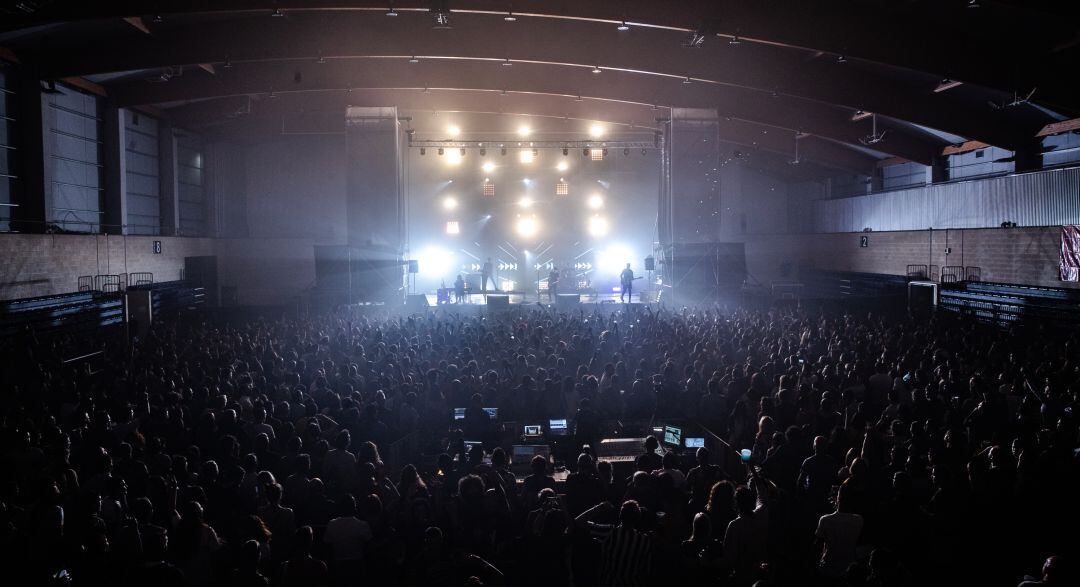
[0,301,1076,587]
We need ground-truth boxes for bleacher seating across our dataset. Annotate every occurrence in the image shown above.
[804,270,910,299]
[938,280,1080,326]
[128,280,206,315]
[0,291,124,338]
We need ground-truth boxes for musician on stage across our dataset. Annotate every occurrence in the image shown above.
[620,263,635,303]
[482,257,500,292]
[548,266,560,302]
[454,274,466,303]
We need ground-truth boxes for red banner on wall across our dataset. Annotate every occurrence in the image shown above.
[1062,225,1080,282]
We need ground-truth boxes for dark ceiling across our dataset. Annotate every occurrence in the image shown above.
[2,0,1076,178]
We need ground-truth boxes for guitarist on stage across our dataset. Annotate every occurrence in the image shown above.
[620,263,636,303]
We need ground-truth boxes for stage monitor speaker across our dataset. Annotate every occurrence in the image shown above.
[644,256,655,271]
[487,294,510,310]
[407,260,419,274]
[404,294,429,311]
[556,294,580,307]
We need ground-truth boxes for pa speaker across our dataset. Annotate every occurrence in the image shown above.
[556,294,580,307]
[404,294,429,311]
[486,294,510,310]
[644,256,655,271]
[407,260,419,274]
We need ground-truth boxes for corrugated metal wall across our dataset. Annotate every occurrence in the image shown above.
[0,67,16,232]
[124,109,160,235]
[177,133,205,236]
[813,166,1080,232]
[46,83,103,232]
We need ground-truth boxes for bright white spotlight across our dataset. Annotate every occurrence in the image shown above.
[519,149,534,164]
[481,161,496,173]
[556,160,569,172]
[416,247,454,276]
[445,148,463,165]
[596,245,632,275]
[589,123,605,138]
[517,125,531,137]
[588,215,609,237]
[445,221,460,234]
[587,194,604,209]
[518,196,533,208]
[447,124,461,137]
[516,216,539,238]
[442,197,458,210]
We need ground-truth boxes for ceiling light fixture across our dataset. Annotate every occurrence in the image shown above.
[409,56,419,63]
[502,58,513,67]
[574,95,583,102]
[271,8,284,17]
[683,76,693,84]
[591,65,602,74]
[504,11,516,22]
[432,7,451,29]
[386,5,399,16]
[617,21,630,31]
[728,35,741,45]
[836,54,847,64]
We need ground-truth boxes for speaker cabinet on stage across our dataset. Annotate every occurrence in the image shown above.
[404,294,430,311]
[486,295,510,310]
[125,290,152,338]
[645,256,655,271]
[556,294,580,307]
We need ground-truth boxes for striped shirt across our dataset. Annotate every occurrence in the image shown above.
[590,524,653,587]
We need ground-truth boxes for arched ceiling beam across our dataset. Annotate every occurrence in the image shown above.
[3,1,1075,110]
[107,60,943,165]
[17,12,1041,149]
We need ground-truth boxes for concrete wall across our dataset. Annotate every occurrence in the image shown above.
[0,233,214,299]
[737,226,1077,290]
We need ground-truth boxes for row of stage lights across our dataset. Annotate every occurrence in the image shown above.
[441,194,608,238]
[420,146,646,164]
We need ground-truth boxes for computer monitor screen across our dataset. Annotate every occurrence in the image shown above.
[483,407,499,419]
[453,408,466,420]
[524,424,541,436]
[464,440,482,453]
[549,419,568,436]
[511,444,551,465]
[663,425,682,446]
[684,437,705,449]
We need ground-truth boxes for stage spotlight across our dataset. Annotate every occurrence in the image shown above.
[556,160,569,172]
[501,147,507,156]
[589,123,604,138]
[588,215,609,237]
[587,194,604,209]
[482,161,496,173]
[519,196,533,208]
[583,148,590,157]
[443,197,458,210]
[623,148,630,156]
[460,148,466,157]
[445,149,462,165]
[438,148,444,156]
[479,148,486,156]
[417,247,453,277]
[562,147,569,156]
[420,148,426,155]
[596,245,633,275]
[447,125,461,137]
[445,221,460,235]
[515,216,539,238]
[518,125,531,137]
[519,149,534,164]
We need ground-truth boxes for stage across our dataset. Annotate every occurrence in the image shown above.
[419,290,653,306]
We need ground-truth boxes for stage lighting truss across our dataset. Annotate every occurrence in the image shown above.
[410,139,655,153]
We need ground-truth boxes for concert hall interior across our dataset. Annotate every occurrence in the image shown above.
[1,3,1079,587]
